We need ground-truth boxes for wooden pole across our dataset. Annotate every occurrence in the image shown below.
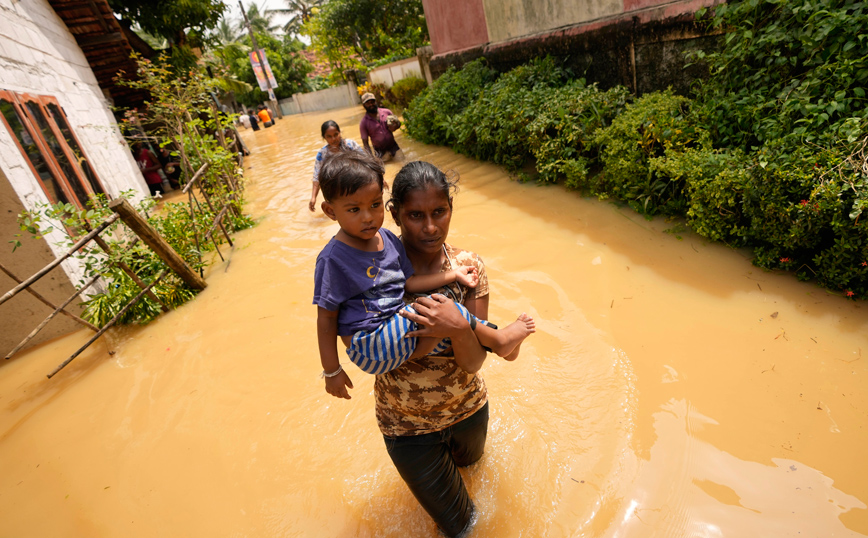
[47,270,169,378]
[0,262,98,331]
[6,273,102,360]
[108,199,207,290]
[0,214,119,307]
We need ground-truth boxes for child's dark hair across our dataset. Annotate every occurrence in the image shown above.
[388,161,459,213]
[321,120,340,138]
[319,151,386,202]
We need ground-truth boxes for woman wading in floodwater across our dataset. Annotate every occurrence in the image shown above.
[380,161,518,536]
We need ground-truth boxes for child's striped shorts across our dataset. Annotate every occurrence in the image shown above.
[346,301,487,375]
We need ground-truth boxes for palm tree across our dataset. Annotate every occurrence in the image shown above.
[213,17,240,44]
[270,0,323,37]
[240,2,280,37]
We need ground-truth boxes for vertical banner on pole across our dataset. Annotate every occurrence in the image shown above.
[249,50,278,91]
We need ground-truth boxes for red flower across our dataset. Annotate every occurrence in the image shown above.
[780,257,791,263]
[800,200,809,206]
[845,290,855,297]
[862,261,867,267]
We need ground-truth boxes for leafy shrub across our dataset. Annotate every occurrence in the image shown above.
[650,147,752,244]
[692,0,868,154]
[527,81,630,188]
[453,57,570,170]
[592,90,709,215]
[689,0,868,298]
[404,58,497,145]
[389,76,427,109]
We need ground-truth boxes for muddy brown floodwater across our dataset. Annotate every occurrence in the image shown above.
[1,107,867,537]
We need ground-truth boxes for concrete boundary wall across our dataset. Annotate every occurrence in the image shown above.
[279,83,360,115]
[368,57,423,88]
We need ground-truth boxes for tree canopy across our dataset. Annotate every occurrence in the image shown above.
[108,0,227,45]
[303,0,428,79]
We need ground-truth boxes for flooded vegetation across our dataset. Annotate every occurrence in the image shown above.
[1,108,866,537]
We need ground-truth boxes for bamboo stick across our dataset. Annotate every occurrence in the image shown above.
[0,262,98,331]
[88,228,169,313]
[6,273,101,360]
[182,162,211,194]
[204,204,232,245]
[0,214,119,307]
[108,199,207,290]
[187,190,203,275]
[47,269,169,378]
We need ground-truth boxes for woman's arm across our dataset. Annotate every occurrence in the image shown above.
[463,292,489,320]
[405,267,477,295]
[309,182,321,212]
[401,295,488,373]
[317,307,354,399]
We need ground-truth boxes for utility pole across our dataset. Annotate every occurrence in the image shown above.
[239,0,283,118]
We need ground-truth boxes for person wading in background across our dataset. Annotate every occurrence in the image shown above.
[359,93,403,162]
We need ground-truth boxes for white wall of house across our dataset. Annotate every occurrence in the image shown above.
[0,0,149,283]
[368,57,423,88]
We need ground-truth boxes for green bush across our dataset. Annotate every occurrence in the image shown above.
[404,58,496,145]
[527,81,630,188]
[690,0,868,297]
[453,56,569,170]
[651,147,751,244]
[389,76,427,109]
[401,4,868,297]
[592,89,709,215]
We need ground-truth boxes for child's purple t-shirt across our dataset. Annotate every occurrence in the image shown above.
[313,228,415,336]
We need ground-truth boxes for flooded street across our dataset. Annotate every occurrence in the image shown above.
[1,106,866,537]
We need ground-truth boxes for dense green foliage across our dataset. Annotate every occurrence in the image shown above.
[686,0,868,296]
[404,59,497,145]
[389,76,427,109]
[528,82,629,189]
[303,0,429,81]
[403,0,867,298]
[451,58,569,170]
[109,0,226,70]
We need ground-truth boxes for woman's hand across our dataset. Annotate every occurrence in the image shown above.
[454,266,478,289]
[309,196,318,212]
[325,370,354,399]
[401,294,470,338]
[401,294,488,373]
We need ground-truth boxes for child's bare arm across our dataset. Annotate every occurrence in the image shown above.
[317,307,354,399]
[405,266,478,294]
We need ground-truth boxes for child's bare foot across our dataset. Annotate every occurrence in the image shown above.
[492,313,535,361]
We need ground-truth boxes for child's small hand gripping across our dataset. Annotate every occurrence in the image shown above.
[325,369,354,400]
[454,266,478,288]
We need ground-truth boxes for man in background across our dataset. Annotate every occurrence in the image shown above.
[359,93,403,162]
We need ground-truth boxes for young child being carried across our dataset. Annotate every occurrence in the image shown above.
[313,151,535,398]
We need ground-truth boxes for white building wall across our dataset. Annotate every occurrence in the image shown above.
[368,57,423,88]
[0,0,148,283]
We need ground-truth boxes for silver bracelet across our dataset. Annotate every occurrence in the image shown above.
[322,365,343,378]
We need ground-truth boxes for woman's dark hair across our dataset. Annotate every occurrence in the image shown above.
[319,150,386,202]
[321,120,340,138]
[388,161,459,213]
